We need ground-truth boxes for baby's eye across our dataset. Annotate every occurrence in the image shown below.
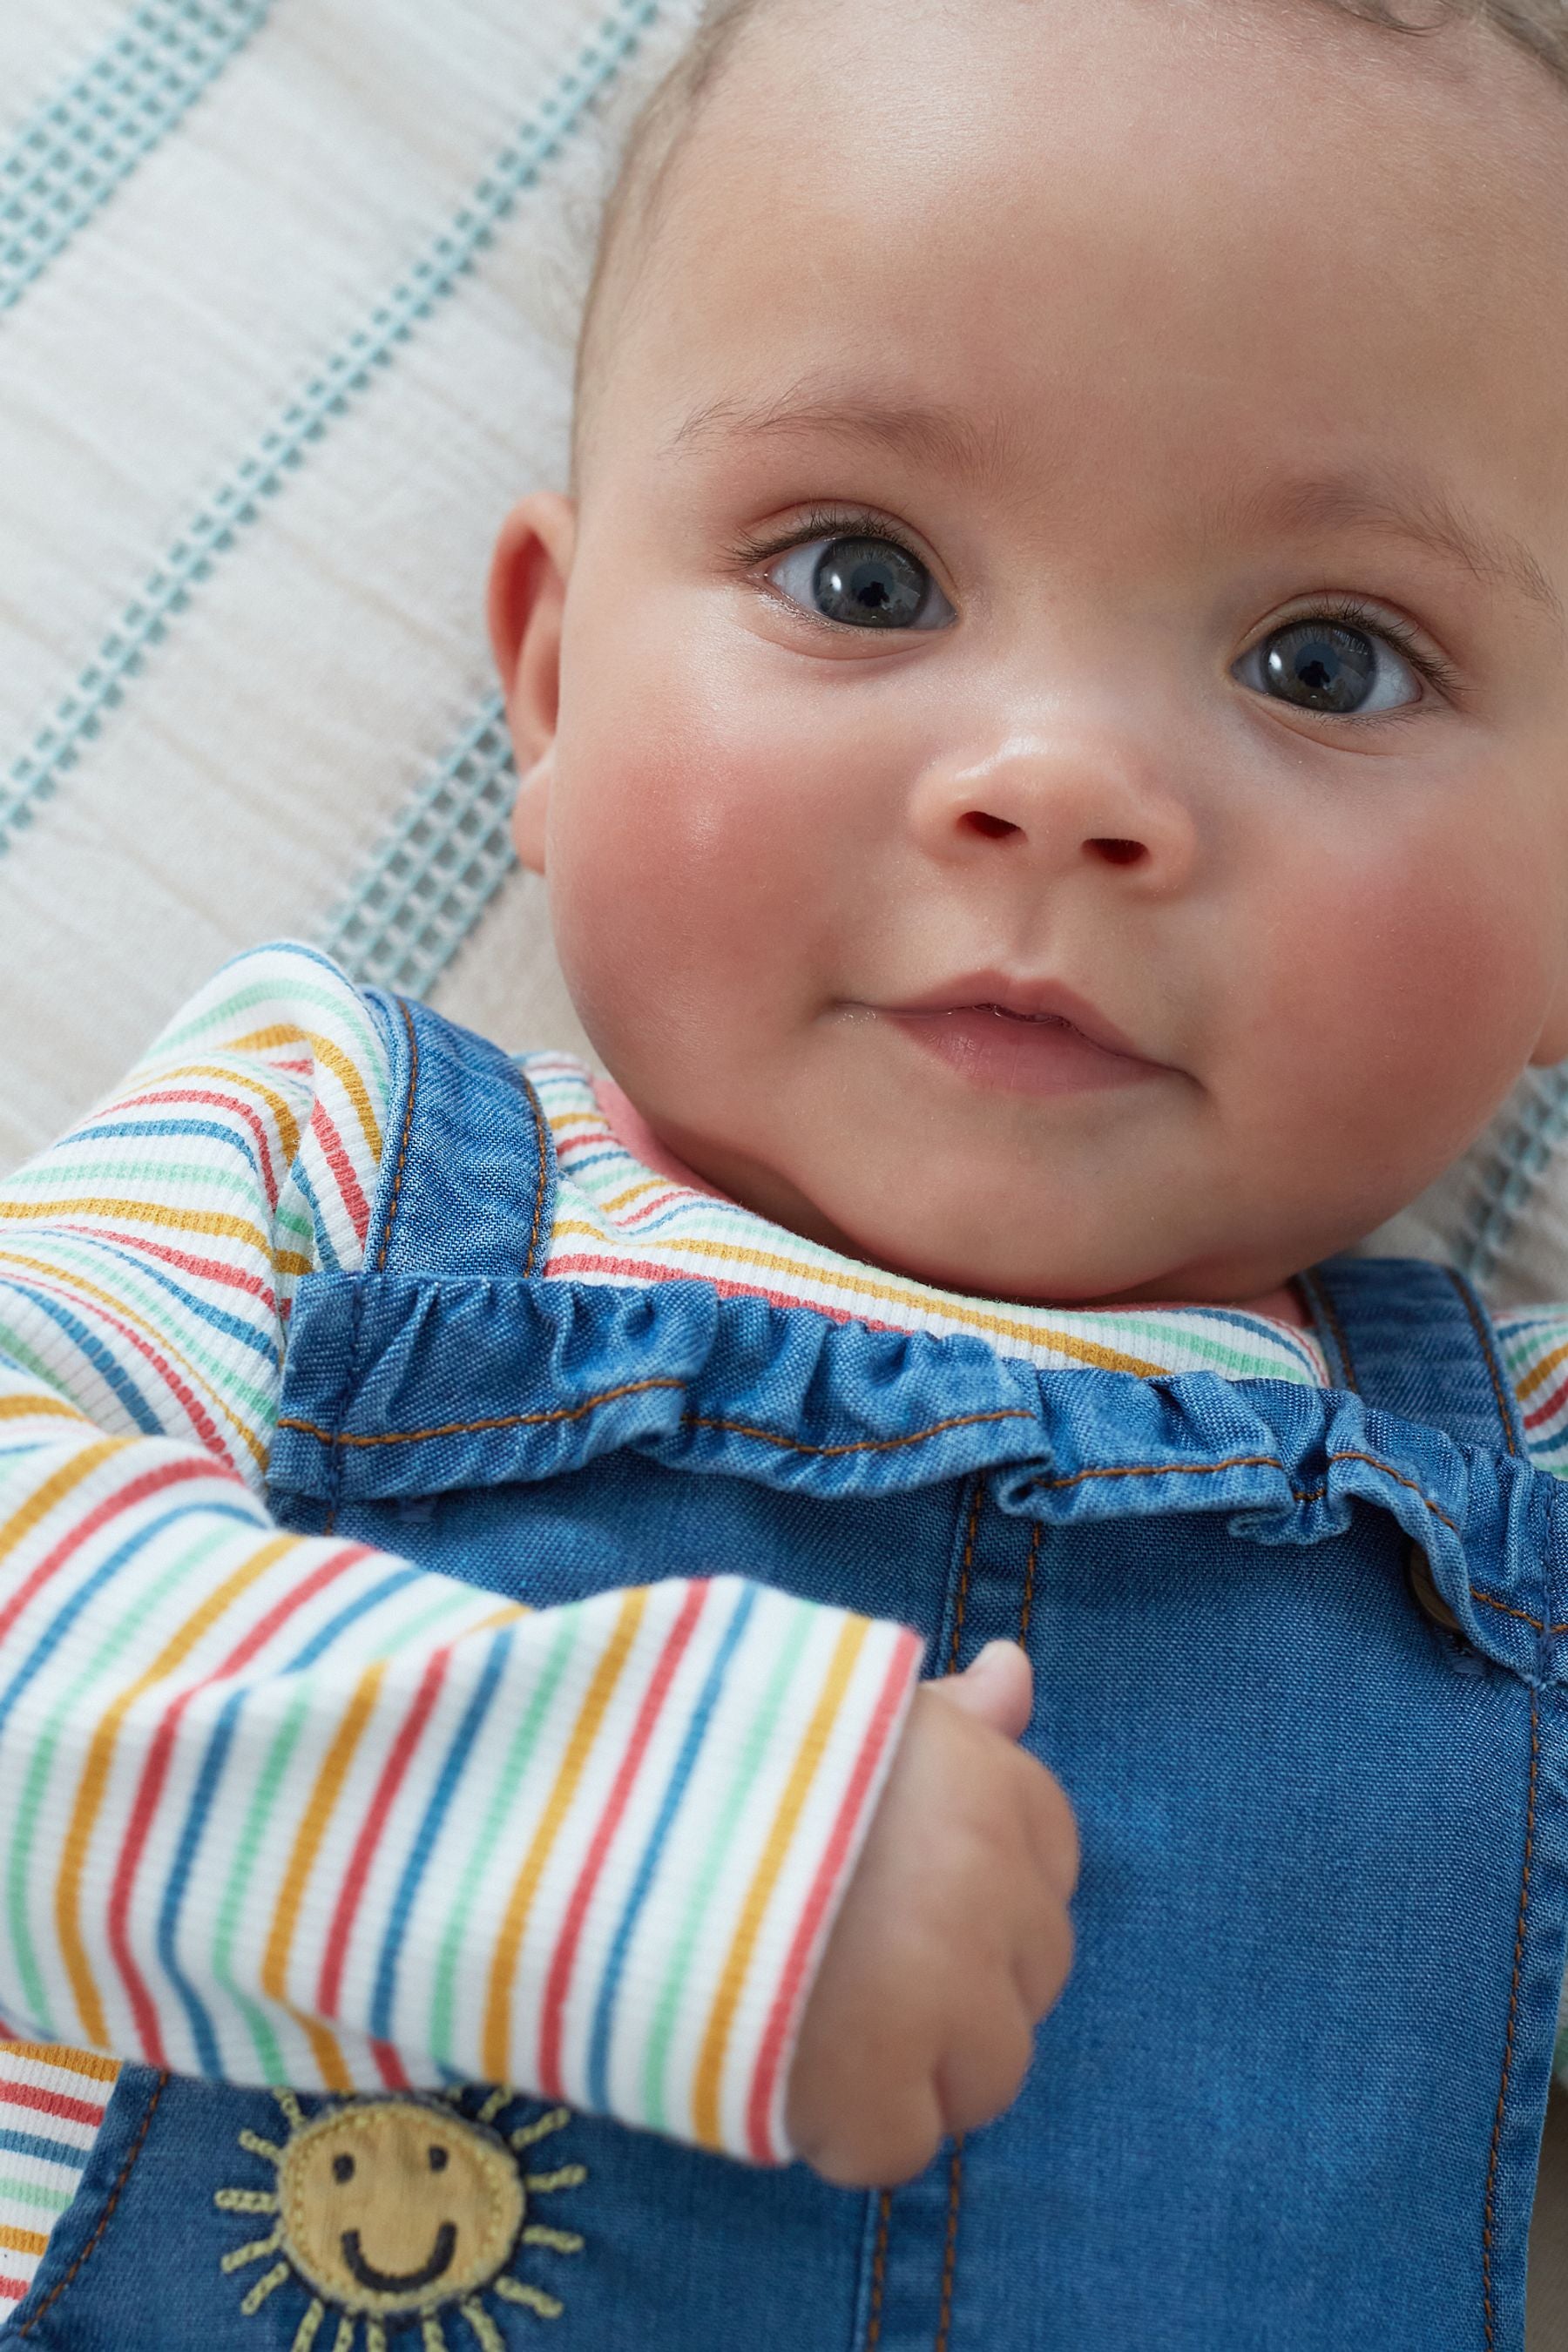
[766,533,955,632]
[1232,614,1424,717]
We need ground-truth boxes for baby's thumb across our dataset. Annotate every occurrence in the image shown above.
[931,1639,1033,1740]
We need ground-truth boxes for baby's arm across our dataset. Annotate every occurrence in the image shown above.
[0,946,929,2164]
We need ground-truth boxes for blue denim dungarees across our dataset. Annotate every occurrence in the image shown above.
[10,990,1568,2351]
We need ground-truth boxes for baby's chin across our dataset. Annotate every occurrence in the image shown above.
[684,1138,1314,1310]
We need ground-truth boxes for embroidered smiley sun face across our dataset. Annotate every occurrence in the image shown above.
[216,2089,585,2349]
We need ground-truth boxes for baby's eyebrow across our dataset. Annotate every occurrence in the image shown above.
[1216,468,1565,634]
[663,383,1564,634]
[659,381,1022,493]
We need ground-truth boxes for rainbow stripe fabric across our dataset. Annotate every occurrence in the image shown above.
[3,939,1568,2306]
[0,943,922,2304]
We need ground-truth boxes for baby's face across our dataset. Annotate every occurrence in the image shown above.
[494,0,1568,1305]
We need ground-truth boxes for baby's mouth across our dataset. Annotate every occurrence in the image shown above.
[877,978,1166,1098]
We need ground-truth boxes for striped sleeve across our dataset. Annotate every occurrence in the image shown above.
[1497,1306,1568,1477]
[0,941,925,2165]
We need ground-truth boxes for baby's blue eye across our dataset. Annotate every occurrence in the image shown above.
[768,534,954,632]
[1233,617,1422,716]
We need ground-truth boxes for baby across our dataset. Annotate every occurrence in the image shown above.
[3,0,1568,2344]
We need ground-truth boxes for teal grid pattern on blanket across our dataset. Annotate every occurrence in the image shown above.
[0,0,661,863]
[322,695,520,997]
[0,0,273,314]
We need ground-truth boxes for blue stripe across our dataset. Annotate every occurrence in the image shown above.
[156,1560,429,2069]
[585,1582,756,2111]
[0,0,662,862]
[53,1229,278,1364]
[0,2125,91,2171]
[58,1115,273,1164]
[0,1504,258,1747]
[0,1283,164,1435]
[280,1567,429,1674]
[0,0,273,316]
[368,1624,513,2044]
[290,1158,341,1276]
[321,695,517,997]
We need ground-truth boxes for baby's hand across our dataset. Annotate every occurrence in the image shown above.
[785,1639,1078,2187]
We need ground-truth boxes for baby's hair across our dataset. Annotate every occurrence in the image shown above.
[567,0,1568,499]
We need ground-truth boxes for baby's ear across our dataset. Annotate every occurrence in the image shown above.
[488,490,578,875]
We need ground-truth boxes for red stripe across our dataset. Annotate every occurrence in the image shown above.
[1524,1368,1568,1429]
[369,2037,411,2092]
[542,1254,861,1326]
[0,2274,29,2302]
[536,1582,710,2099]
[105,1544,375,2065]
[746,1628,923,2162]
[0,2078,105,2129]
[107,1085,283,1206]
[308,1099,371,1247]
[0,1456,228,1651]
[315,1648,455,2021]
[15,1269,237,1463]
[112,1084,285,1206]
[47,1224,275,1306]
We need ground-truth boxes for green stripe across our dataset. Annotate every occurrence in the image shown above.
[152,970,389,1081]
[429,1612,582,2072]
[3,1521,236,2032]
[0,2173,75,2214]
[2,1230,275,1436]
[206,1583,482,2078]
[211,1685,309,2079]
[640,1600,814,2134]
[4,1158,287,1204]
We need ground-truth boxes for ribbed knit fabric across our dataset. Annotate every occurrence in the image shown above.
[3,938,1567,2306]
[0,943,922,2303]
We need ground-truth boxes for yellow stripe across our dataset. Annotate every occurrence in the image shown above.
[0,1439,126,1567]
[0,1392,90,1426]
[0,2040,120,2084]
[481,1587,650,2083]
[0,1198,273,1254]
[260,1659,389,2092]
[693,1615,868,2147]
[99,1058,304,1172]
[231,1027,382,1163]
[0,2222,49,2258]
[598,1177,674,1214]
[1516,1337,1568,1402]
[551,1222,1170,1377]
[56,1536,299,2048]
[0,1247,267,1472]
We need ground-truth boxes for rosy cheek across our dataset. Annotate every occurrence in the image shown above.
[1241,815,1547,1159]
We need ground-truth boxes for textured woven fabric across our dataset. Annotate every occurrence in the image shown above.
[0,943,923,2306]
[0,0,703,1180]
[4,0,1568,1310]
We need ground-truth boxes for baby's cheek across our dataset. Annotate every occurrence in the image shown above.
[1247,822,1549,1175]
[549,701,822,1067]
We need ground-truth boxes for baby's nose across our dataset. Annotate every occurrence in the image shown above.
[909,733,1196,890]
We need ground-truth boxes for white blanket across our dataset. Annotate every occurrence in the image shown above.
[2,0,1565,1308]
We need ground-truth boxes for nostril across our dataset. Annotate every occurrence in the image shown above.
[963,810,1020,841]
[1090,837,1146,867]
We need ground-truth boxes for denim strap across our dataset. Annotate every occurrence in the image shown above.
[1296,1254,1525,1456]
[359,987,557,1278]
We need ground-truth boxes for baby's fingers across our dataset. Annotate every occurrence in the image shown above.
[932,1997,1037,2139]
[1016,1758,1081,1903]
[802,2081,945,2190]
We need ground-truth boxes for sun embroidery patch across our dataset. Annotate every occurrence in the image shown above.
[215,2089,585,2348]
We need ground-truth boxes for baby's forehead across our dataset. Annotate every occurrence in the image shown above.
[583,0,1568,512]
[582,0,1568,550]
